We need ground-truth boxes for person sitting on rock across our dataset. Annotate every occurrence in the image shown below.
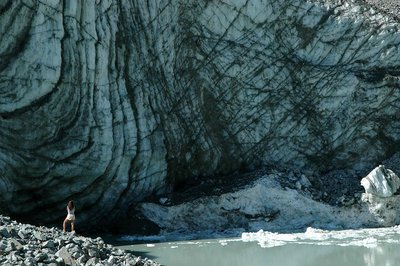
[63,200,76,233]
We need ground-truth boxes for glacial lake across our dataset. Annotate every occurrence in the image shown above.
[116,226,400,266]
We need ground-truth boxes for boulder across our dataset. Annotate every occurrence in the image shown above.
[9,238,23,251]
[33,232,45,241]
[34,252,48,263]
[55,247,77,266]
[42,240,55,248]
[85,257,99,266]
[0,227,10,238]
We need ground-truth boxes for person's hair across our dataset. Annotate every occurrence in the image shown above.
[68,200,74,210]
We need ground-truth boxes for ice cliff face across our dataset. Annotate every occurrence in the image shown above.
[0,0,399,228]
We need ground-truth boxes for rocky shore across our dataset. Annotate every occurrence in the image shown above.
[0,215,159,266]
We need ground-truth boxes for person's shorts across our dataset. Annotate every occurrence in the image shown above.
[66,214,75,221]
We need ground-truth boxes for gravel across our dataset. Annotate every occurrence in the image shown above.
[363,0,400,19]
[0,215,160,266]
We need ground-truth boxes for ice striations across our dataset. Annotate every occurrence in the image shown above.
[0,0,400,228]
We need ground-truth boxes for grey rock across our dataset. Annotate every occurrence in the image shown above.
[24,257,36,266]
[82,240,92,248]
[9,238,23,251]
[71,252,82,260]
[300,175,312,188]
[17,230,28,240]
[65,243,75,249]
[111,248,124,256]
[55,257,64,264]
[72,237,84,245]
[57,239,65,247]
[48,252,57,257]
[95,237,104,244]
[24,250,33,257]
[0,239,8,249]
[0,227,11,238]
[35,252,48,262]
[55,247,77,266]
[85,257,99,266]
[42,240,55,248]
[8,251,21,262]
[2,227,17,239]
[88,249,99,258]
[7,227,18,238]
[69,245,81,254]
[107,255,116,264]
[77,254,89,264]
[33,232,45,241]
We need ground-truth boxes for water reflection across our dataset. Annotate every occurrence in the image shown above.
[120,239,400,266]
[363,245,400,266]
[118,227,400,266]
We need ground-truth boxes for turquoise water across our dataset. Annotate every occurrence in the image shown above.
[117,227,400,266]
